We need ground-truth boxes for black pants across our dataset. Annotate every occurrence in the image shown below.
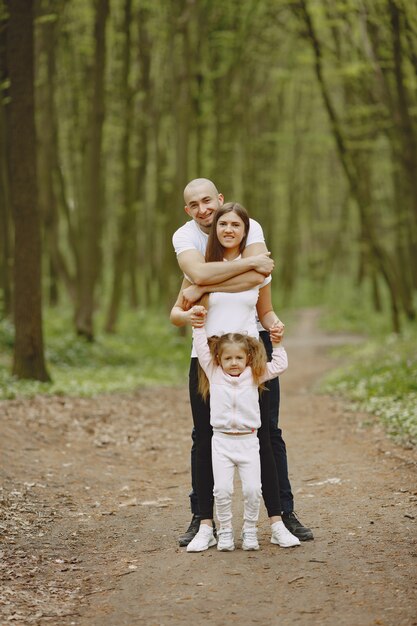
[188,331,294,517]
[261,331,294,514]
[188,355,282,520]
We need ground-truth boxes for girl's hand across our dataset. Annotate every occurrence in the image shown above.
[190,305,207,327]
[269,319,285,344]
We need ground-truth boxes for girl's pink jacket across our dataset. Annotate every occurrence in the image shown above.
[192,327,288,433]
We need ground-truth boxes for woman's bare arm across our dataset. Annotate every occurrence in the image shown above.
[256,284,284,341]
[170,277,207,327]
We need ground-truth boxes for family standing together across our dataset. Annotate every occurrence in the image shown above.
[170,178,313,552]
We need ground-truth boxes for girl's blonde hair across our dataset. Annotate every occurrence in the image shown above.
[198,333,268,400]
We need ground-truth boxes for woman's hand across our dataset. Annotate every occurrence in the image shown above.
[269,319,285,344]
[182,284,205,310]
[189,305,207,328]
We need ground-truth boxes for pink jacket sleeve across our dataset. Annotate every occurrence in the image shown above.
[192,327,215,379]
[260,346,288,383]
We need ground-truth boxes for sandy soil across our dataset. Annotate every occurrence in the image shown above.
[1,309,416,626]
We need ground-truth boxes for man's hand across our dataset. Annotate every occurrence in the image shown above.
[252,252,275,276]
[182,284,204,310]
[270,319,285,344]
[189,305,207,328]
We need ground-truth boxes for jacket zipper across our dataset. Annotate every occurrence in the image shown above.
[230,386,237,430]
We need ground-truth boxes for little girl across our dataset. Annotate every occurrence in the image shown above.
[192,316,297,551]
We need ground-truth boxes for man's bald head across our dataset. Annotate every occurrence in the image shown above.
[183,178,219,204]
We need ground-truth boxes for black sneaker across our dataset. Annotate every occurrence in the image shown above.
[178,515,201,547]
[282,512,314,541]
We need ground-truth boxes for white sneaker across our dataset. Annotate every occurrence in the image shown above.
[242,527,259,551]
[217,528,235,551]
[270,521,301,547]
[186,524,217,552]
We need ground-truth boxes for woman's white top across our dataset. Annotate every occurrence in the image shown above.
[205,286,264,339]
[190,257,271,357]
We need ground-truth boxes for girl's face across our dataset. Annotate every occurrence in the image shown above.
[216,211,246,252]
[219,343,248,376]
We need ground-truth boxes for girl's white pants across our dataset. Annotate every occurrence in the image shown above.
[212,431,262,529]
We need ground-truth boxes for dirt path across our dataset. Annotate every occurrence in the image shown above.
[1,309,416,626]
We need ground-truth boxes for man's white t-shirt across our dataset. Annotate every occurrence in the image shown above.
[172,218,265,257]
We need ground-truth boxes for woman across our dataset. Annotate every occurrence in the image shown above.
[171,203,300,552]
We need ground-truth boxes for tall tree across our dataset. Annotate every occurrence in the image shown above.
[75,0,109,340]
[36,2,70,306]
[293,0,408,331]
[105,0,133,332]
[5,0,50,380]
[0,2,12,317]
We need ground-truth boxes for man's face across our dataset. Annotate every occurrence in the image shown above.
[184,183,224,233]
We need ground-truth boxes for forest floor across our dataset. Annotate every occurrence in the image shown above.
[1,308,416,626]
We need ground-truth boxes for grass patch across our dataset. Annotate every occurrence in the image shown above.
[0,308,191,399]
[316,281,417,447]
[2,276,416,448]
[276,275,417,446]
[320,333,417,446]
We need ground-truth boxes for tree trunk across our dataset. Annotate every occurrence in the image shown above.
[36,4,67,308]
[75,0,109,340]
[362,7,416,314]
[389,0,417,292]
[105,0,133,333]
[0,19,13,318]
[0,107,13,317]
[130,3,151,310]
[6,0,50,380]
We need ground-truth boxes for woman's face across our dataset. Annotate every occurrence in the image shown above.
[216,211,246,251]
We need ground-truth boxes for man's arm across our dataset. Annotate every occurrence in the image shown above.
[242,241,268,257]
[210,242,271,291]
[181,271,265,309]
[179,242,274,307]
[177,244,273,286]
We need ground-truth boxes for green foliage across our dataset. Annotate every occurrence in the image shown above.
[0,309,191,399]
[317,282,417,447]
[321,331,417,447]
[275,275,417,447]
[275,274,391,333]
[0,0,8,22]
[318,276,395,337]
